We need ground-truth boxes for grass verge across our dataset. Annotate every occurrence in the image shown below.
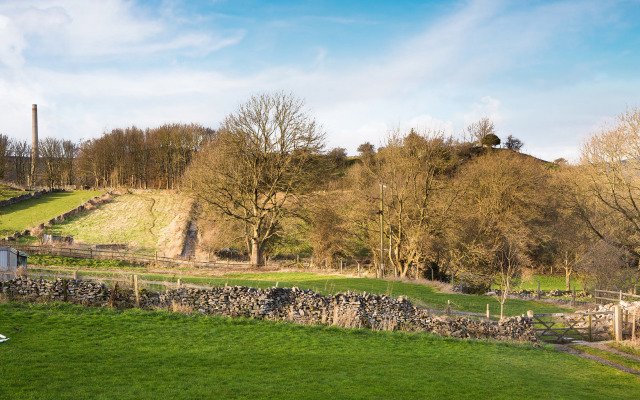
[0,301,638,400]
[569,345,640,372]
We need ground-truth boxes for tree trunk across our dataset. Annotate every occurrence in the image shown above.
[250,237,263,267]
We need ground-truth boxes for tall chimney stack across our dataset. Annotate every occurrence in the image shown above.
[30,104,38,187]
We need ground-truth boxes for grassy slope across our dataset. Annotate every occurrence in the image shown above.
[0,185,28,201]
[0,191,104,236]
[28,267,572,316]
[517,275,583,291]
[45,192,192,255]
[0,302,638,400]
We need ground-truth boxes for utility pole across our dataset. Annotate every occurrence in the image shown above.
[379,183,384,279]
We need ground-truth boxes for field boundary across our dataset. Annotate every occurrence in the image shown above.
[6,243,253,268]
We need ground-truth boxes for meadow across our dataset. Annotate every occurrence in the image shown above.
[0,191,104,236]
[0,301,638,400]
[0,184,27,201]
[44,192,192,256]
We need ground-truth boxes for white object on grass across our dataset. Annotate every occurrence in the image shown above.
[0,333,8,343]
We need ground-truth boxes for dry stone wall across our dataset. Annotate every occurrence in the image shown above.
[0,277,536,343]
[2,192,114,241]
[0,188,61,208]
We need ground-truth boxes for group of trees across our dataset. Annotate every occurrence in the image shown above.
[76,123,215,189]
[186,93,640,300]
[0,123,215,189]
[0,134,32,185]
[2,92,639,296]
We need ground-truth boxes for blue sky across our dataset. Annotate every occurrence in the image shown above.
[1,0,639,161]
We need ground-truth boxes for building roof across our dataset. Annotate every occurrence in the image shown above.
[0,246,29,258]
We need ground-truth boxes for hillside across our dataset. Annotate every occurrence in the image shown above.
[45,191,193,257]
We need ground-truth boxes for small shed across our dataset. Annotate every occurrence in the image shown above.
[0,246,28,280]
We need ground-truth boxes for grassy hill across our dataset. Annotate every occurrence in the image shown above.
[1,301,638,399]
[0,191,104,237]
[44,192,193,256]
[0,184,28,201]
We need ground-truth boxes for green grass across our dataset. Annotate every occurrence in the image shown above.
[0,301,638,400]
[29,268,573,316]
[29,254,143,270]
[0,191,104,236]
[44,192,192,255]
[515,275,583,292]
[611,343,640,357]
[0,184,28,201]
[570,345,640,372]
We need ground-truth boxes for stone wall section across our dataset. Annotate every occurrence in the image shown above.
[0,277,536,343]
[0,188,61,208]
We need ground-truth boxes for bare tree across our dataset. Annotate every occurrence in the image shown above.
[504,135,523,151]
[466,117,496,146]
[187,92,326,266]
[39,137,63,189]
[9,139,30,185]
[0,134,9,180]
[577,107,640,258]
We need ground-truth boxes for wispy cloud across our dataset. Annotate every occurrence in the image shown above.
[0,0,637,164]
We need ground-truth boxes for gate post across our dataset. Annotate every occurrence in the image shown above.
[614,305,623,342]
[588,314,592,342]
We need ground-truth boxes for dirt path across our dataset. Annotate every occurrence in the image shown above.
[180,219,198,258]
[554,343,640,376]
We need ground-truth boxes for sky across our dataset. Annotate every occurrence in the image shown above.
[1,0,639,162]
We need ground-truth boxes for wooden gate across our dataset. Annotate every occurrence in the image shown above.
[533,312,612,343]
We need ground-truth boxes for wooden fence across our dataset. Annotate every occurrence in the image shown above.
[6,244,253,269]
[595,289,640,305]
[532,312,612,343]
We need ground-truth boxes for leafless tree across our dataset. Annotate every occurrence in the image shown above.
[9,139,30,185]
[0,134,9,180]
[187,92,326,266]
[466,117,496,146]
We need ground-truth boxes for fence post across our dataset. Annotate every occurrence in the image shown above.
[620,290,623,302]
[634,310,637,344]
[486,304,490,320]
[340,259,343,274]
[73,270,78,280]
[572,287,576,307]
[537,281,541,300]
[134,275,140,308]
[614,305,623,342]
[357,262,360,277]
[177,278,181,288]
[446,300,451,317]
[588,314,592,342]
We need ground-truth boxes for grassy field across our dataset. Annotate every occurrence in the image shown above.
[516,274,583,291]
[0,191,104,236]
[0,184,28,201]
[28,266,572,316]
[44,192,192,256]
[0,301,638,399]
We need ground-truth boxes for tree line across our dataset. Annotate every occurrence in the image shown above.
[185,94,640,298]
[1,93,639,296]
[0,123,215,189]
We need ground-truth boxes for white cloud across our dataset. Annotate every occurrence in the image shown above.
[0,0,634,165]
